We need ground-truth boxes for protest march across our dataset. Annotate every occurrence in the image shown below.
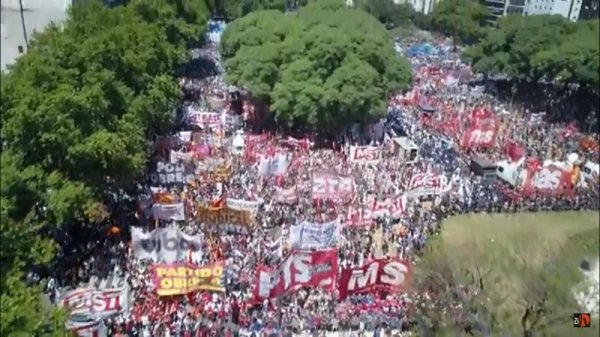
[34,17,600,337]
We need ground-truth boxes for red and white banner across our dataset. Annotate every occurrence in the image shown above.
[337,258,412,300]
[187,111,221,128]
[311,173,354,201]
[62,287,129,336]
[254,249,338,299]
[275,186,298,204]
[462,109,498,149]
[348,146,381,164]
[345,195,407,227]
[461,124,497,149]
[406,172,450,197]
[520,159,573,193]
[280,137,313,151]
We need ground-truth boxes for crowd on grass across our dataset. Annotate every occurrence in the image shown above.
[37,25,600,337]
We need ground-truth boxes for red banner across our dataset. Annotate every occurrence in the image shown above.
[520,161,573,194]
[337,258,412,301]
[345,195,406,227]
[254,249,338,299]
[462,108,498,149]
[461,124,497,149]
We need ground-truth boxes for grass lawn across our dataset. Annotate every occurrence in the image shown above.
[426,211,600,336]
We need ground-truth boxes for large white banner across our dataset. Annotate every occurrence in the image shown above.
[151,203,186,221]
[131,227,203,263]
[348,146,381,164]
[257,153,289,176]
[289,219,340,250]
[62,287,128,337]
[406,172,451,197]
[226,198,261,213]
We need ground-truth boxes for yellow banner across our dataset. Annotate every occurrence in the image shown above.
[152,263,224,296]
[197,206,252,228]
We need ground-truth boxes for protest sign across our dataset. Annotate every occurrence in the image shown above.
[338,258,412,300]
[131,227,203,263]
[289,219,340,250]
[196,206,253,233]
[152,263,225,296]
[254,249,338,299]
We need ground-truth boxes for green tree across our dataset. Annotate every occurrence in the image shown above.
[220,0,412,132]
[431,0,488,45]
[0,0,207,335]
[463,15,599,91]
[354,0,414,28]
[205,0,287,20]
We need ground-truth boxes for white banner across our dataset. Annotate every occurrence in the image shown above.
[348,146,381,164]
[151,203,186,221]
[407,172,450,197]
[131,227,203,263]
[289,219,340,250]
[257,153,289,176]
[275,186,298,204]
[187,109,221,128]
[62,287,128,337]
[226,198,261,213]
[169,150,194,164]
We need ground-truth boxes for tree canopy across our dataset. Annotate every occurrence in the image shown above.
[464,15,600,91]
[204,0,289,20]
[430,0,488,44]
[0,1,206,335]
[219,0,412,131]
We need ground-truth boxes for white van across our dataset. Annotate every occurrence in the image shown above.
[582,161,599,183]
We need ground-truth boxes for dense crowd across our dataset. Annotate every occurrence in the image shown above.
[40,25,600,337]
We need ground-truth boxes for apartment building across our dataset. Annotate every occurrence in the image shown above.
[1,0,72,71]
[523,0,582,20]
[485,0,526,23]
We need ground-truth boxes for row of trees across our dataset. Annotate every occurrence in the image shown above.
[464,15,600,91]
[219,0,413,132]
[0,1,208,335]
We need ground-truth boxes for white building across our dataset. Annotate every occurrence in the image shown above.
[524,0,583,21]
[1,0,72,71]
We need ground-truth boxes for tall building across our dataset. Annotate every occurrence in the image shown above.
[524,0,582,20]
[0,0,72,71]
[575,0,599,19]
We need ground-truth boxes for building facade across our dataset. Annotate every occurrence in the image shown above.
[572,0,599,19]
[1,0,72,71]
[485,0,526,23]
[523,0,582,20]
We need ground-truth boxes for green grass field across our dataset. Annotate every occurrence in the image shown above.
[424,211,600,336]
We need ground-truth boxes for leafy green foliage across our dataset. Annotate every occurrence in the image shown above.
[464,15,600,90]
[205,0,287,20]
[0,0,206,335]
[431,0,488,44]
[220,1,412,131]
[354,0,414,28]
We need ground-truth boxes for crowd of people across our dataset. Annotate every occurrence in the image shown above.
[41,24,600,337]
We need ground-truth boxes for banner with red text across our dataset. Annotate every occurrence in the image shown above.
[406,172,450,197]
[187,109,221,128]
[311,172,354,201]
[254,249,338,299]
[337,258,412,300]
[152,262,225,296]
[345,195,407,226]
[348,146,382,164]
